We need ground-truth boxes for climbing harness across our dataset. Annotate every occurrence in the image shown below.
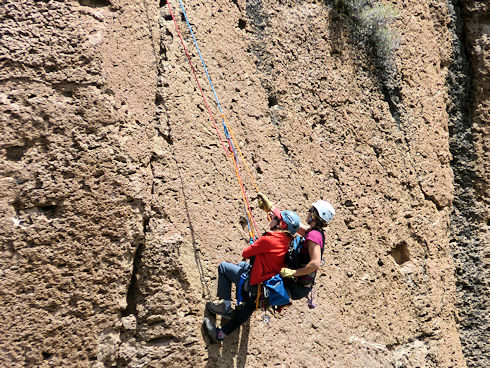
[167,0,261,243]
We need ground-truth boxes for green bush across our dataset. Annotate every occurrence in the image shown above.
[331,0,401,90]
[359,3,400,59]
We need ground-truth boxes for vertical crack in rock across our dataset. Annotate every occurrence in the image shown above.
[446,1,489,366]
[246,0,271,69]
[246,0,294,163]
[155,2,173,147]
[116,6,166,365]
[245,0,273,100]
[116,4,202,364]
[123,241,145,317]
[122,0,170,322]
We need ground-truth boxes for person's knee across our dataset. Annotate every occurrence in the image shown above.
[218,262,229,274]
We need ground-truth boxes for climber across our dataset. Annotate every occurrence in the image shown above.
[203,205,301,343]
[259,193,335,300]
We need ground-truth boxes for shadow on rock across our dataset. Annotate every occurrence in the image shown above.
[202,311,250,368]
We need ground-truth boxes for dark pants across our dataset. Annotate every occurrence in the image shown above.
[221,284,258,335]
[285,279,311,300]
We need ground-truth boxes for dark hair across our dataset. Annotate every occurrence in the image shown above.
[310,207,327,230]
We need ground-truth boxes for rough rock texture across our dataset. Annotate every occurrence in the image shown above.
[0,0,155,366]
[0,0,486,367]
[449,1,489,367]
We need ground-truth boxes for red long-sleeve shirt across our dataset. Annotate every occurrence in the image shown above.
[242,231,291,285]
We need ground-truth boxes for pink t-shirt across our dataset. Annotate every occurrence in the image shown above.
[304,230,324,249]
[298,230,324,284]
[299,230,324,258]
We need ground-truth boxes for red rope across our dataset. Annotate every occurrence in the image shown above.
[167,0,259,240]
[166,1,230,155]
[231,153,260,238]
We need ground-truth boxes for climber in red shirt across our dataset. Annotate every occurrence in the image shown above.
[203,202,300,343]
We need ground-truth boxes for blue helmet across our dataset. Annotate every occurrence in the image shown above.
[280,210,301,235]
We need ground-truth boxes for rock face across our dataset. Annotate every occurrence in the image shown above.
[0,0,486,367]
[449,1,489,367]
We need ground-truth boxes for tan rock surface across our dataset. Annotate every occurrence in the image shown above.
[0,0,486,367]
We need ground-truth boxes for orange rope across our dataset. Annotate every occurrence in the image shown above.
[222,115,260,194]
[168,0,262,240]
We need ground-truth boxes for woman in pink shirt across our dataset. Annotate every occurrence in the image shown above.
[280,200,335,299]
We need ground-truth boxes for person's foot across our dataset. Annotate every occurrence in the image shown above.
[203,317,223,344]
[206,300,233,319]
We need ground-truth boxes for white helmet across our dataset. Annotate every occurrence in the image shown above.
[312,200,335,224]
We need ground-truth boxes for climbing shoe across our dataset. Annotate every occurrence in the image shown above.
[203,317,223,344]
[206,300,233,319]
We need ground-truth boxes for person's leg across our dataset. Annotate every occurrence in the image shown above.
[204,300,255,343]
[219,299,255,336]
[216,262,248,300]
[207,262,249,318]
[219,284,258,337]
[203,281,257,343]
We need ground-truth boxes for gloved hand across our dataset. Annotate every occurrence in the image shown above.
[280,267,296,279]
[257,192,273,212]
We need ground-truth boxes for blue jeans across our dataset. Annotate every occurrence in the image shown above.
[217,261,250,300]
[216,261,258,336]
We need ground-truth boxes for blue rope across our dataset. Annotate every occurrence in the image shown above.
[177,0,230,137]
[176,0,254,239]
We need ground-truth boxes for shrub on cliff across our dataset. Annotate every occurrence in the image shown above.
[331,0,402,111]
[359,2,400,86]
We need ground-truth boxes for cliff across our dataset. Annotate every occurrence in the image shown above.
[0,0,487,367]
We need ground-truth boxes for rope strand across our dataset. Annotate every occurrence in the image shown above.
[166,1,230,155]
[168,0,261,240]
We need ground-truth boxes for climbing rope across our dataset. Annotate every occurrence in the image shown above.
[165,1,229,155]
[167,0,261,241]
